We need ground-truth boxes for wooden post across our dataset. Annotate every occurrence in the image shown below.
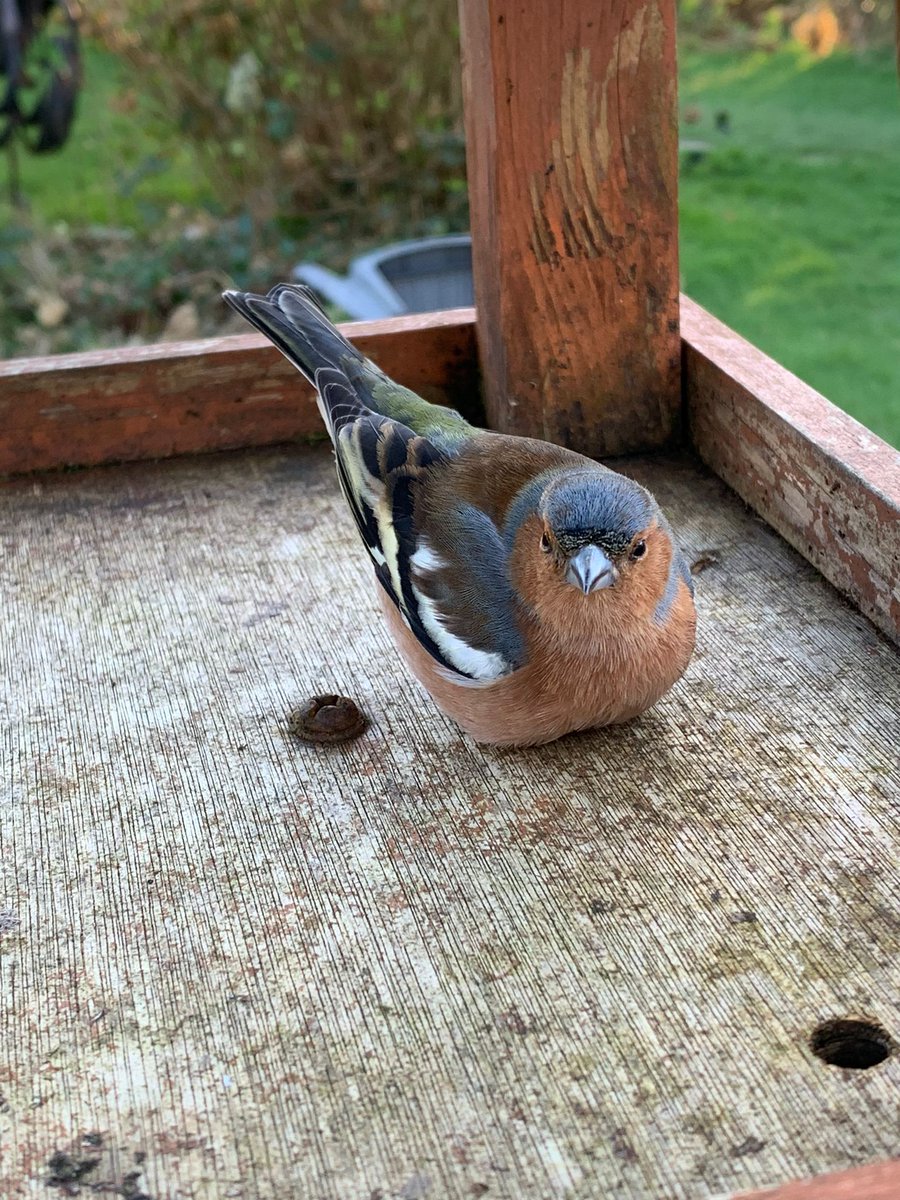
[459,0,681,457]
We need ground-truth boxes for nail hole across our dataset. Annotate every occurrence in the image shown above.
[810,1018,894,1070]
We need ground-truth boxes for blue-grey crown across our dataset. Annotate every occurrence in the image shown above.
[541,470,657,555]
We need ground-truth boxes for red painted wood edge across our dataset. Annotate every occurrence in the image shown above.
[0,308,478,476]
[682,295,900,644]
[732,1157,900,1199]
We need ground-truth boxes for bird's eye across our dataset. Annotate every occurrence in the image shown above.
[631,539,647,560]
[540,532,552,553]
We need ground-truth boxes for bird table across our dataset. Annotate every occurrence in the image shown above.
[1,1,899,1198]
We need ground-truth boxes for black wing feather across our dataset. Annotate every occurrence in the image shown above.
[223,284,517,682]
[314,372,460,674]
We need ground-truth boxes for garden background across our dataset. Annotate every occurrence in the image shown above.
[2,0,898,446]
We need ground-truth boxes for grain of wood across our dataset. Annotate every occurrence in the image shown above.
[0,309,479,477]
[459,0,681,456]
[1,446,899,1198]
[683,296,900,645]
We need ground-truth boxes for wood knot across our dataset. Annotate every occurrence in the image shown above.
[288,695,368,744]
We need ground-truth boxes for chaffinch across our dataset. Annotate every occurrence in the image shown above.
[223,284,696,746]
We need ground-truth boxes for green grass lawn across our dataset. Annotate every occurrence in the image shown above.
[679,44,900,446]
[5,42,209,227]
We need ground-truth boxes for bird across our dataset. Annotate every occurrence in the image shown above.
[222,283,696,747]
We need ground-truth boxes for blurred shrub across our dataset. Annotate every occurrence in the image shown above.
[84,0,466,237]
[678,0,896,50]
[0,210,306,357]
[809,0,897,53]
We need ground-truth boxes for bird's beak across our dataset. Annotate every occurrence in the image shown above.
[565,545,618,594]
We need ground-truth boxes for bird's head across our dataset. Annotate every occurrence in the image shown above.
[507,467,687,640]
[536,469,658,596]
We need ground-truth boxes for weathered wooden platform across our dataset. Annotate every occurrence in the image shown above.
[2,445,898,1199]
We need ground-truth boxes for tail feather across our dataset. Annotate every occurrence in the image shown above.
[223,282,472,453]
[222,283,366,390]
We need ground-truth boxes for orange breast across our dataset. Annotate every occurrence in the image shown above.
[377,583,696,747]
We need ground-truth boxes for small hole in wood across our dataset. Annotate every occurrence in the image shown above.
[810,1018,893,1070]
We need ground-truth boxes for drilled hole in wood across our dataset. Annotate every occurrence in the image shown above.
[810,1019,893,1070]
